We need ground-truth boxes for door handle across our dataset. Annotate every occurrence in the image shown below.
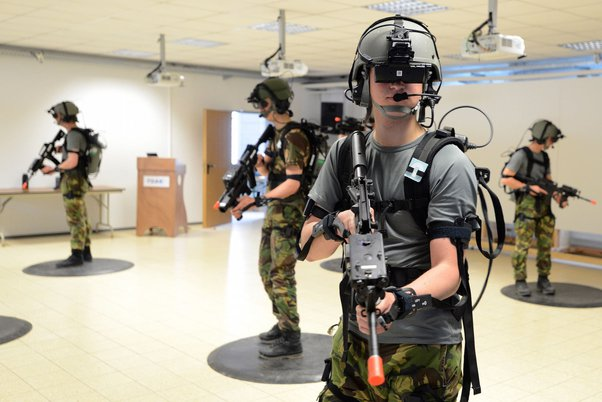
[207,163,215,174]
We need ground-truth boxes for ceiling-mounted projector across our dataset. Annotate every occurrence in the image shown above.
[260,9,309,78]
[462,33,525,59]
[146,70,185,87]
[145,33,184,87]
[261,59,308,78]
[461,0,526,60]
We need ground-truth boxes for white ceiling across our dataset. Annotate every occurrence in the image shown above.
[2,0,601,78]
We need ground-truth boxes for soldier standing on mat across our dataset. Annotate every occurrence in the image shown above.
[232,78,313,358]
[501,119,568,297]
[42,101,92,268]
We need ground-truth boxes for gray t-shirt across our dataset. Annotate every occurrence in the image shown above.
[62,128,87,161]
[505,147,549,180]
[309,132,477,344]
[61,128,87,175]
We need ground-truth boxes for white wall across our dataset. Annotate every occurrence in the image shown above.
[0,53,320,237]
[1,50,600,238]
[319,77,602,235]
[439,78,602,234]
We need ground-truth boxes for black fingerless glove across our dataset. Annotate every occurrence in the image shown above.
[311,213,350,241]
[378,287,432,327]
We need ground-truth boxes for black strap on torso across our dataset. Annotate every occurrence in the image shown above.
[335,129,466,234]
[403,130,466,234]
[510,147,550,204]
[69,127,93,186]
[274,121,317,190]
[267,172,287,189]
[519,146,549,178]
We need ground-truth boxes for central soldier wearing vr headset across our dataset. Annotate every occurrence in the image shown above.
[299,15,479,401]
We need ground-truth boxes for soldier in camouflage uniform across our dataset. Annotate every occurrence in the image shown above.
[232,78,312,358]
[42,101,92,268]
[501,120,568,297]
[299,16,476,401]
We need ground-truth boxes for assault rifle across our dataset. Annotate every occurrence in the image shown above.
[215,125,275,214]
[515,175,596,205]
[345,131,388,386]
[22,130,65,190]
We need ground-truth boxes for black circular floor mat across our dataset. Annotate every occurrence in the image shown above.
[0,316,33,344]
[23,258,134,277]
[207,333,332,384]
[320,258,342,273]
[501,282,602,308]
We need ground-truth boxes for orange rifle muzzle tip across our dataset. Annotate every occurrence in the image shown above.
[367,355,385,386]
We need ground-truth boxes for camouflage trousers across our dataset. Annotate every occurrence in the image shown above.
[318,324,462,402]
[61,173,91,250]
[512,195,555,281]
[259,202,303,333]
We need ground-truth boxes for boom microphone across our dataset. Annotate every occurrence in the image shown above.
[393,93,408,102]
[393,92,441,102]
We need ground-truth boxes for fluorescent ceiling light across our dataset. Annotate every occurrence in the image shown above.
[367,0,447,15]
[249,22,316,34]
[112,49,155,58]
[173,38,225,48]
[559,40,602,52]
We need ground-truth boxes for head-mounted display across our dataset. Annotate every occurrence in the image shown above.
[374,64,427,83]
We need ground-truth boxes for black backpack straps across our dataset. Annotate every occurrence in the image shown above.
[277,121,299,159]
[404,130,465,234]
[70,127,90,179]
[519,146,534,178]
[474,170,505,260]
[280,121,318,189]
[542,151,550,176]
[335,132,367,212]
[459,255,481,401]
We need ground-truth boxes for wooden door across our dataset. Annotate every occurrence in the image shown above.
[202,109,232,228]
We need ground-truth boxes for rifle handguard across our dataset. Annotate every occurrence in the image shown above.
[378,287,432,327]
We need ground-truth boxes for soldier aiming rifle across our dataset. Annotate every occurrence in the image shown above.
[501,119,596,297]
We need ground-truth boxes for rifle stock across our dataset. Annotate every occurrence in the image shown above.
[215,125,275,213]
[22,130,65,190]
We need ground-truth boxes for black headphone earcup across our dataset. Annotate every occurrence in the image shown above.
[359,80,370,107]
[351,66,370,107]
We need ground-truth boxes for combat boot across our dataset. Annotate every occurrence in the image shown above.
[515,280,531,297]
[56,249,84,268]
[259,324,282,343]
[537,276,556,295]
[83,246,93,262]
[259,330,302,359]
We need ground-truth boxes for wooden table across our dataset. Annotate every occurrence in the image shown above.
[0,186,124,245]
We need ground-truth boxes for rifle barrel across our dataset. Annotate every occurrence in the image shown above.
[366,310,384,386]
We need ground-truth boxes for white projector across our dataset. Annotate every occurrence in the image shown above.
[261,59,308,78]
[461,33,526,60]
[145,70,185,87]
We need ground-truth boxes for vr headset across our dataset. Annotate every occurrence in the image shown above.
[373,64,427,83]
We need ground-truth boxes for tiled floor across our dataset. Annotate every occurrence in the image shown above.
[1,213,601,401]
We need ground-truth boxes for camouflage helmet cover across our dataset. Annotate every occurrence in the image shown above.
[48,101,79,118]
[531,119,564,143]
[247,77,294,114]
